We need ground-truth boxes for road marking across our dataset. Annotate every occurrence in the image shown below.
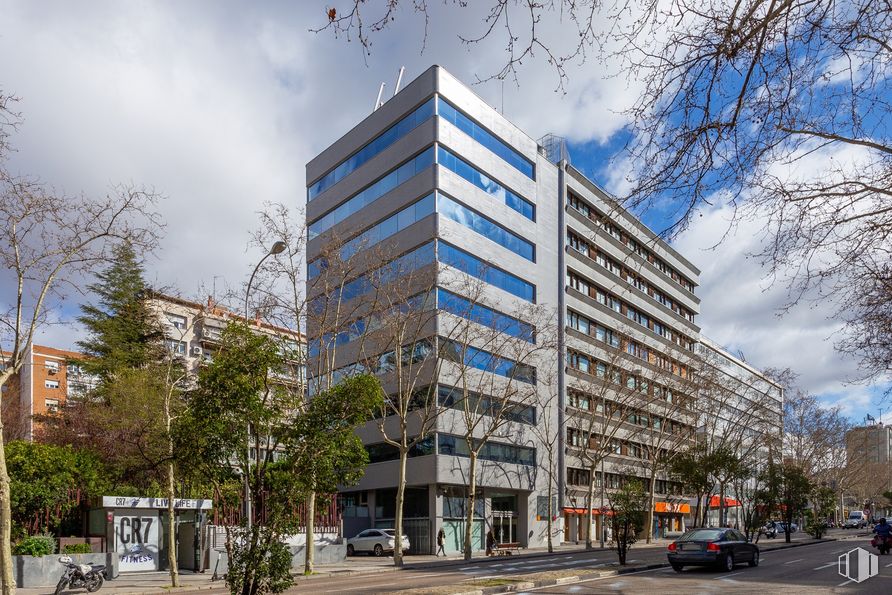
[886,562,892,567]
[837,579,854,587]
[783,558,804,565]
[813,563,836,570]
[714,572,742,580]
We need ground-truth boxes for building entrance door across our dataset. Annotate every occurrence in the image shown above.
[491,495,518,544]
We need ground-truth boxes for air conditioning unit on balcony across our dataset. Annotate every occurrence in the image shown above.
[191,346,203,356]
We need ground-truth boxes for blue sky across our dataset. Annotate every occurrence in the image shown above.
[0,0,887,422]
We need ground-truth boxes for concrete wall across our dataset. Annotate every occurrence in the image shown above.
[208,544,347,576]
[13,553,119,588]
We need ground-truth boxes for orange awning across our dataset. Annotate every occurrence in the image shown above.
[562,507,614,516]
[655,501,691,514]
[709,496,741,508]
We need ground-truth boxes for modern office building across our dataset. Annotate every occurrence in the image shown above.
[846,423,892,465]
[305,65,704,552]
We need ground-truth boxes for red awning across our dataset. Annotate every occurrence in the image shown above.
[708,496,741,508]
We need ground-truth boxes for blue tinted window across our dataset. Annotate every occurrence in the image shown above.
[437,288,534,342]
[308,97,435,200]
[438,242,535,302]
[308,147,435,239]
[437,147,534,220]
[334,241,435,303]
[437,434,536,466]
[437,98,534,179]
[438,194,534,261]
[308,193,435,278]
[440,339,536,385]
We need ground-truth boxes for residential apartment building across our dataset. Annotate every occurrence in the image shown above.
[846,423,892,465]
[305,65,713,552]
[1,343,99,442]
[695,337,784,525]
[148,293,305,385]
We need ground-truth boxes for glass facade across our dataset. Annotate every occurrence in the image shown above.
[439,242,535,302]
[437,146,535,220]
[438,288,534,342]
[308,146,436,239]
[308,193,435,278]
[437,434,536,466]
[440,338,536,384]
[438,194,534,261]
[308,97,436,200]
[437,97,534,179]
[327,241,435,305]
[437,384,536,425]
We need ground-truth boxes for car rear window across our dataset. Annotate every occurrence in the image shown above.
[679,529,724,541]
[383,529,395,535]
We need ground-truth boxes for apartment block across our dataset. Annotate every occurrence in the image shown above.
[0,343,98,441]
[305,65,715,552]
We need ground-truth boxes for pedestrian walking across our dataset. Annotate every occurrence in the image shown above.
[436,528,446,557]
[486,529,496,556]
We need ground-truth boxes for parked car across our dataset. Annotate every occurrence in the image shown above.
[845,511,868,529]
[346,528,410,557]
[667,528,760,572]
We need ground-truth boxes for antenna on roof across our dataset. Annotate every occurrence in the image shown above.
[393,66,405,97]
[373,82,386,112]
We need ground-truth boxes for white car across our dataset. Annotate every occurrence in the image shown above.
[346,528,410,557]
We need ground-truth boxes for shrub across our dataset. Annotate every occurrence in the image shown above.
[63,543,92,554]
[13,534,55,557]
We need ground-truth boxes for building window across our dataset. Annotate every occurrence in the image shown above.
[439,241,536,302]
[166,313,187,330]
[308,96,436,200]
[439,194,535,261]
[567,467,591,486]
[437,146,535,220]
[45,361,60,374]
[45,398,60,413]
[44,379,60,389]
[437,434,536,466]
[166,340,186,355]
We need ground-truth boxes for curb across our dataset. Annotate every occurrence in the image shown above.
[484,538,839,595]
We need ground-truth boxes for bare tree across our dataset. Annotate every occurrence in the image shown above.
[529,351,562,552]
[0,93,161,595]
[564,345,652,550]
[435,272,556,560]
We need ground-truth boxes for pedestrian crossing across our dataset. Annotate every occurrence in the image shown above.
[458,555,616,576]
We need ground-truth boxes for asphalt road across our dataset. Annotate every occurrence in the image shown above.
[515,538,892,595]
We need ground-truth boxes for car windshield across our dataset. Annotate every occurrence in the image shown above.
[679,529,724,541]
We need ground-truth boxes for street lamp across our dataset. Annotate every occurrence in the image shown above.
[243,240,287,530]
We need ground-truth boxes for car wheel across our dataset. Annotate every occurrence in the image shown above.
[748,551,759,567]
[374,544,384,557]
[670,563,684,572]
[723,553,734,572]
[347,544,355,556]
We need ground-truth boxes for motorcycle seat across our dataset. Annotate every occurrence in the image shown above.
[90,564,107,571]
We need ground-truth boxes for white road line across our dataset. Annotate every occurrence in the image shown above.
[813,563,836,570]
[783,558,804,565]
[714,572,743,580]
[837,579,854,587]
[886,562,892,567]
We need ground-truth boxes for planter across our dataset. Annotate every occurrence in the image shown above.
[12,553,119,588]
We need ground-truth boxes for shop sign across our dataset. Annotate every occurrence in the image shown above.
[654,501,691,514]
[114,511,159,572]
[102,496,212,510]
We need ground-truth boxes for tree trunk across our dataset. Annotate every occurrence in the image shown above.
[304,490,315,575]
[464,452,478,561]
[645,469,656,544]
[719,483,725,527]
[585,470,595,550]
[0,411,14,595]
[693,492,702,529]
[545,465,554,553]
[393,448,408,567]
[166,458,179,587]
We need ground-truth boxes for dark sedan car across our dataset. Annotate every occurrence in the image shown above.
[667,528,760,572]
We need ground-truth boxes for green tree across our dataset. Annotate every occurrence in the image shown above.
[5,442,107,537]
[77,242,164,382]
[672,443,713,528]
[807,485,836,539]
[779,464,812,544]
[609,479,648,565]
[289,375,383,574]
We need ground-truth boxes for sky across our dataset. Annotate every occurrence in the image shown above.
[0,0,887,422]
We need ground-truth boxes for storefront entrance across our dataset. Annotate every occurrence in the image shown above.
[491,495,518,544]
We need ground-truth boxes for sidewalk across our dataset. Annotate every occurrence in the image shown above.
[20,531,850,595]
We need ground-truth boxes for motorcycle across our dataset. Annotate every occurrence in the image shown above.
[54,555,107,595]
[870,534,892,555]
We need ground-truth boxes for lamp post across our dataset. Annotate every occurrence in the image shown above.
[243,240,287,530]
